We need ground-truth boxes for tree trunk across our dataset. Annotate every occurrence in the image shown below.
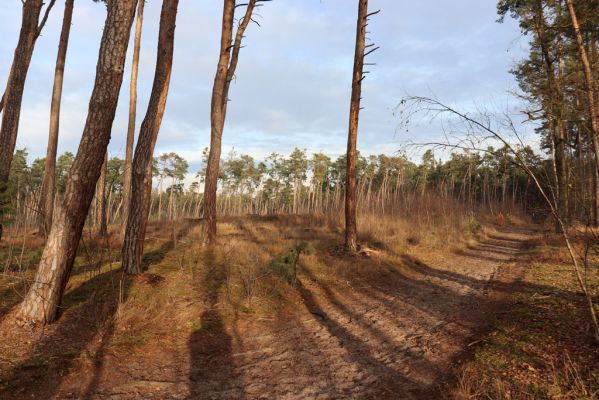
[0,0,45,239]
[345,0,369,253]
[203,0,260,247]
[17,0,138,324]
[203,0,235,246]
[535,5,568,230]
[38,0,74,237]
[121,0,145,237]
[122,0,178,275]
[158,176,163,219]
[97,152,108,237]
[168,177,174,220]
[566,0,599,225]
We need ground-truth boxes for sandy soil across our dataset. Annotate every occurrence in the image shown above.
[10,226,533,400]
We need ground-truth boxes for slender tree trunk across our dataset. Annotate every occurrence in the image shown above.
[158,176,163,219]
[38,0,74,237]
[97,152,108,237]
[566,0,599,225]
[203,0,260,247]
[17,0,138,324]
[203,0,235,246]
[122,0,178,275]
[121,0,145,237]
[168,176,174,220]
[345,0,370,253]
[0,0,46,239]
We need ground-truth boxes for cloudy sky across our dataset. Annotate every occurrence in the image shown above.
[0,0,530,176]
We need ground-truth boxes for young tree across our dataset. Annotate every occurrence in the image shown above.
[38,0,75,236]
[203,0,267,247]
[121,0,145,237]
[0,0,56,239]
[122,0,179,275]
[345,0,378,252]
[17,0,138,324]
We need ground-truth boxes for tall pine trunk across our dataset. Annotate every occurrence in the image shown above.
[565,0,599,225]
[203,0,261,247]
[534,4,568,230]
[203,0,235,247]
[17,0,138,324]
[38,0,74,236]
[345,0,369,252]
[121,0,145,237]
[122,0,179,275]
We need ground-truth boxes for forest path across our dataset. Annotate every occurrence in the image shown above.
[52,226,536,399]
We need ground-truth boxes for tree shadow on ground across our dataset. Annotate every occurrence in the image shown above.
[399,253,591,303]
[0,269,133,400]
[295,268,427,399]
[187,250,246,400]
[141,220,196,269]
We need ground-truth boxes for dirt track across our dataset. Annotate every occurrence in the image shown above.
[47,227,533,400]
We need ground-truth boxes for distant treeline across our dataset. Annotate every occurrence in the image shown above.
[3,145,551,229]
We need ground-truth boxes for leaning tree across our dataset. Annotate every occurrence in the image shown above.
[0,0,56,239]
[122,0,180,275]
[17,0,139,324]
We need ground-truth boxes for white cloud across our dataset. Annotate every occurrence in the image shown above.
[0,0,531,175]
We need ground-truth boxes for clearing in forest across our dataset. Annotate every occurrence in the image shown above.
[0,215,537,399]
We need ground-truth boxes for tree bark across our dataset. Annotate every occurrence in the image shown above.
[0,0,46,239]
[534,4,568,230]
[121,0,145,237]
[97,152,108,237]
[17,0,138,324]
[122,0,178,275]
[345,0,369,253]
[203,0,259,247]
[38,0,74,237]
[565,0,599,225]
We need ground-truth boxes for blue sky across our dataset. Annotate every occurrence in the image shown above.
[0,0,530,176]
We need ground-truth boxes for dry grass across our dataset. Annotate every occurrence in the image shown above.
[449,231,599,400]
[0,200,532,398]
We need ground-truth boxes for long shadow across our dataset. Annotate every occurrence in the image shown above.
[472,243,519,255]
[456,250,514,264]
[399,253,591,303]
[141,220,195,269]
[296,272,425,399]
[187,250,246,400]
[0,269,133,400]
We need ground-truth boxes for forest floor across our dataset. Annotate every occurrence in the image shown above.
[0,214,597,399]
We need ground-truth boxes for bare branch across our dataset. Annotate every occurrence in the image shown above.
[36,0,57,39]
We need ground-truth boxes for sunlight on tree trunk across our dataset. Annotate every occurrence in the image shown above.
[565,0,599,226]
[0,0,53,240]
[345,0,377,253]
[203,0,264,247]
[38,0,74,237]
[121,0,145,238]
[122,0,179,275]
[16,0,138,324]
